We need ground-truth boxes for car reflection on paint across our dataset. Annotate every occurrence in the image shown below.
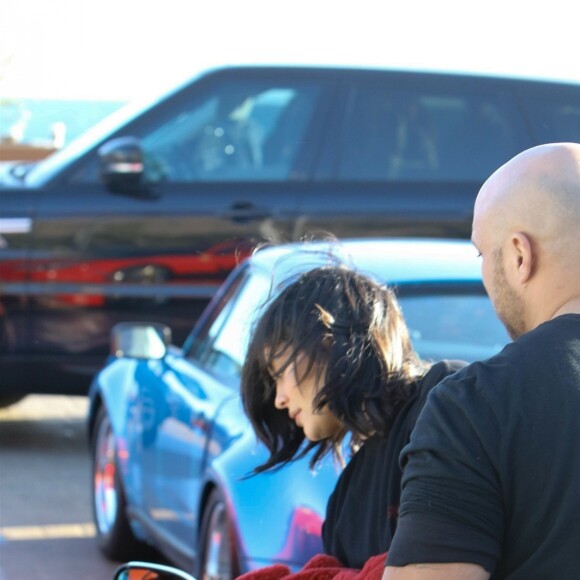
[0,239,253,308]
[88,238,510,579]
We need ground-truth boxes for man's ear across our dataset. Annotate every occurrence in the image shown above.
[510,232,533,284]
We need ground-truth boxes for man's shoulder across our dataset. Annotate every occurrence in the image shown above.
[429,315,580,407]
[426,353,511,411]
[493,313,580,368]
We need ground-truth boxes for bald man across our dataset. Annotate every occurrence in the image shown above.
[382,143,580,580]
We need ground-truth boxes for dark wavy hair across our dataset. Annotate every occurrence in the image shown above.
[241,265,427,473]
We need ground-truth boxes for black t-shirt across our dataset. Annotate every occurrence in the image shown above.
[322,360,466,568]
[388,315,580,579]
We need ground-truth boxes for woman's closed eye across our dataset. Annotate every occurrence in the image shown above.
[268,363,285,381]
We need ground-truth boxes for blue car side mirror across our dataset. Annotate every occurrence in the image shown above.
[111,322,171,360]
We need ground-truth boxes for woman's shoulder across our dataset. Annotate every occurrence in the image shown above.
[383,361,468,445]
[426,359,468,382]
[416,360,468,400]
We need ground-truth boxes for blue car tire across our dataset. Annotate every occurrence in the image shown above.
[91,406,150,561]
[197,488,240,580]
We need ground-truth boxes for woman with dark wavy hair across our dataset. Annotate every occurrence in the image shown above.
[241,265,465,569]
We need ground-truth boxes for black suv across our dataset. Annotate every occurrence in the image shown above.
[1,65,579,405]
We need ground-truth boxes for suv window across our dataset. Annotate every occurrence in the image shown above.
[70,80,322,184]
[338,86,527,181]
[520,91,580,143]
[137,81,321,183]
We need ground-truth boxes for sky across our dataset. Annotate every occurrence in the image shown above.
[1,0,579,102]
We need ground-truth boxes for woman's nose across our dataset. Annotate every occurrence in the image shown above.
[274,384,288,409]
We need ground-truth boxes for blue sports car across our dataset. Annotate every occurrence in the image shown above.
[88,239,509,578]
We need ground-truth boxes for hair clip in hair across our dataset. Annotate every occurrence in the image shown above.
[314,303,335,329]
[314,303,368,334]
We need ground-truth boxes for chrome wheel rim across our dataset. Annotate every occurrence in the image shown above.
[203,500,232,580]
[93,414,118,535]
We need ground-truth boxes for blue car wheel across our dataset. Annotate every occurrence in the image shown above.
[197,488,239,580]
[91,406,148,561]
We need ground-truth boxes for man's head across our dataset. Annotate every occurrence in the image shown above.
[472,142,580,339]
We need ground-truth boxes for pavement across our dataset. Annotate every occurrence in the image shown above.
[0,395,121,580]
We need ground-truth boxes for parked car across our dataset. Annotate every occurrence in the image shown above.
[88,238,510,578]
[2,65,578,406]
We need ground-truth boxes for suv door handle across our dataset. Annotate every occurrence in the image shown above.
[225,202,271,223]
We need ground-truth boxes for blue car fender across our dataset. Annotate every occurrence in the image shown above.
[204,425,342,572]
[88,356,152,511]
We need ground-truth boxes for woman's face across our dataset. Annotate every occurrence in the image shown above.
[270,351,342,441]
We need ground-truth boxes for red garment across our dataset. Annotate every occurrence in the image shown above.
[236,552,387,580]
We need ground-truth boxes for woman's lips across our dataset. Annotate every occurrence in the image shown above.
[292,411,302,427]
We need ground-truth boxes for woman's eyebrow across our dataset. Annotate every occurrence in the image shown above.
[267,365,278,378]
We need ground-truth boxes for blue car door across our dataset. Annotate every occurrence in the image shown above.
[139,352,239,553]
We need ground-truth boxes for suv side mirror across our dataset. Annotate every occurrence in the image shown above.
[98,136,147,195]
[114,561,196,580]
